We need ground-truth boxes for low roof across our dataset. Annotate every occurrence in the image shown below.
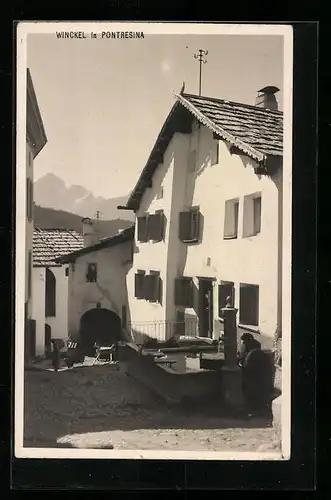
[126,91,283,210]
[55,225,135,263]
[33,228,84,267]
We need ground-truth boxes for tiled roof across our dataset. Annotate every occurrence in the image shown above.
[33,228,84,267]
[125,91,283,210]
[55,225,135,264]
[177,93,283,158]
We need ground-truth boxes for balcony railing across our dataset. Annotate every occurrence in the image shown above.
[127,319,199,344]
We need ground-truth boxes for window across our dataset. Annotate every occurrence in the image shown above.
[26,178,33,221]
[218,281,235,317]
[134,270,146,299]
[156,187,164,200]
[137,215,149,242]
[175,310,186,335]
[239,284,259,326]
[223,199,239,239]
[174,277,194,308]
[86,263,97,282]
[27,250,32,299]
[144,271,162,303]
[148,210,165,242]
[65,267,69,277]
[187,149,197,172]
[253,196,262,235]
[243,193,262,237]
[179,207,201,243]
[211,141,219,166]
[45,268,56,317]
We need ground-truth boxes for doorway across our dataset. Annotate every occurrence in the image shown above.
[45,324,52,358]
[198,278,214,338]
[79,308,122,356]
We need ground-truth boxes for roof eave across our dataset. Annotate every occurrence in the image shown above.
[27,69,47,158]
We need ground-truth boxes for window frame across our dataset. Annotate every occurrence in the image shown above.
[239,283,259,327]
[179,206,201,243]
[223,198,239,240]
[86,263,98,283]
[134,269,146,299]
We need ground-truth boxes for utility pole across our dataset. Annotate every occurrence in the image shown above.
[193,49,208,96]
[95,210,101,239]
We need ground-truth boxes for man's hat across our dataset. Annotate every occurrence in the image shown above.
[241,332,254,341]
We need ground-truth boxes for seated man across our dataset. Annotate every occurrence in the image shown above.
[237,332,261,366]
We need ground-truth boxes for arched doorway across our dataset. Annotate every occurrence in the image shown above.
[79,308,122,356]
[45,268,56,317]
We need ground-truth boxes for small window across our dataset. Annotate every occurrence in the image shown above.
[148,211,165,242]
[156,187,164,200]
[86,263,97,282]
[187,149,197,172]
[179,208,201,243]
[134,270,145,299]
[137,215,149,242]
[144,271,161,303]
[239,283,259,326]
[174,277,194,308]
[243,193,262,238]
[218,281,235,317]
[211,141,219,166]
[223,199,239,239]
[65,267,69,277]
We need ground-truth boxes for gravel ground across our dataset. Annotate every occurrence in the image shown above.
[24,363,279,452]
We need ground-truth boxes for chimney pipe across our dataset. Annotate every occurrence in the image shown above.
[255,86,280,111]
[81,217,98,247]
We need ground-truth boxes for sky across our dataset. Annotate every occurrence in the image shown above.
[27,33,284,199]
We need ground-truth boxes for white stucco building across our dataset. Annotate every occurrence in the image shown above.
[32,228,84,356]
[56,219,134,355]
[122,86,283,348]
[25,69,47,361]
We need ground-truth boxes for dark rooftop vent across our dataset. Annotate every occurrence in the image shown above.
[255,86,280,111]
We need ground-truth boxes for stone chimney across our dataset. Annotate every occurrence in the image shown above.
[255,86,280,111]
[82,217,98,247]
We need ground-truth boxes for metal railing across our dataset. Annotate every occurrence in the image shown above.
[127,318,199,344]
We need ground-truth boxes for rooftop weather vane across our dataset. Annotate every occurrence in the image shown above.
[193,49,208,96]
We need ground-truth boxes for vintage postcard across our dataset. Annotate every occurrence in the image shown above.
[15,22,292,461]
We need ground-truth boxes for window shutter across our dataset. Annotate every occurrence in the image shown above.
[239,285,259,326]
[137,216,148,242]
[149,272,161,302]
[149,212,164,241]
[253,197,261,234]
[190,210,200,242]
[134,272,145,299]
[179,211,192,242]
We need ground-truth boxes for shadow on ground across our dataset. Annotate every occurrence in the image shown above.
[23,365,276,450]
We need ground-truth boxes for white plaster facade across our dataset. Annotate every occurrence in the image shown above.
[67,239,133,338]
[127,108,283,347]
[32,265,70,356]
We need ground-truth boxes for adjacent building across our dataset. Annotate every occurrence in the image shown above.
[32,228,84,356]
[122,86,283,348]
[56,218,134,355]
[25,69,47,361]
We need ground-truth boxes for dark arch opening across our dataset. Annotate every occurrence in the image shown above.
[45,268,56,317]
[79,308,122,356]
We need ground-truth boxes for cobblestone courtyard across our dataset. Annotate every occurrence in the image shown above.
[23,363,279,452]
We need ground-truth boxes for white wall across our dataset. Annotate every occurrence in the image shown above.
[32,267,45,356]
[68,241,132,337]
[25,142,34,318]
[46,265,70,341]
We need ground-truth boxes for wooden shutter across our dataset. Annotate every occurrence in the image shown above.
[218,282,235,316]
[239,285,259,326]
[190,209,200,242]
[137,216,148,242]
[149,212,164,241]
[149,272,161,302]
[134,271,145,299]
[179,211,191,242]
[253,197,261,234]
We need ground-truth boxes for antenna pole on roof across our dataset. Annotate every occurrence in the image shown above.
[193,49,208,96]
[95,211,102,240]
